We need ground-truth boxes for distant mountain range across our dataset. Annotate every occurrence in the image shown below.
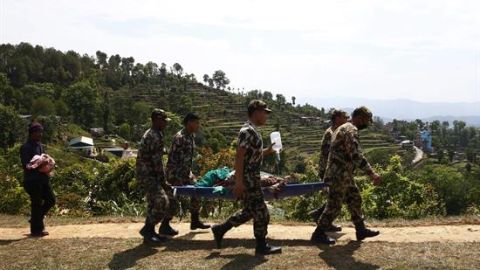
[304,97,480,126]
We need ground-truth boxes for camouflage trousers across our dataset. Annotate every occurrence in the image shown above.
[166,177,200,217]
[144,180,178,224]
[317,177,363,229]
[227,174,270,239]
[165,196,201,218]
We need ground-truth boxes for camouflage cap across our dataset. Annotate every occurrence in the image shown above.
[151,108,171,121]
[352,106,373,122]
[248,100,272,115]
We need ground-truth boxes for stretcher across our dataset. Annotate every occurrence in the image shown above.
[173,182,327,200]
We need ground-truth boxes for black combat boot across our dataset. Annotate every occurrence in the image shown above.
[308,207,323,222]
[159,217,179,236]
[310,227,336,245]
[211,221,233,248]
[325,223,342,232]
[190,212,211,230]
[255,238,282,255]
[140,218,168,245]
[354,221,380,241]
[309,207,342,232]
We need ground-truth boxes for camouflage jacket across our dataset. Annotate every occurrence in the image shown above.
[166,128,195,185]
[318,126,334,179]
[238,121,263,177]
[324,122,373,182]
[136,128,166,185]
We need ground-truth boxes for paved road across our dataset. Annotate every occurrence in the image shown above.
[412,146,424,164]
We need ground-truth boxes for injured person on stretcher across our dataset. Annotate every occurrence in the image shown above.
[192,167,298,198]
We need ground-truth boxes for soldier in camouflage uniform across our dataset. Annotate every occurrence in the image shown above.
[137,109,176,245]
[211,100,282,255]
[162,112,210,235]
[311,106,382,245]
[308,109,348,230]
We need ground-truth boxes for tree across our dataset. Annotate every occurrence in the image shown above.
[212,70,230,90]
[17,83,55,113]
[262,91,273,101]
[372,116,384,132]
[108,54,121,71]
[118,123,132,141]
[203,74,209,84]
[207,78,214,88]
[31,97,55,116]
[159,63,167,87]
[120,57,135,85]
[144,61,158,79]
[0,73,14,106]
[54,100,69,117]
[437,148,445,163]
[63,81,99,128]
[99,88,112,133]
[276,94,286,105]
[126,101,152,142]
[95,51,108,69]
[292,96,296,105]
[120,57,135,74]
[172,63,183,77]
[132,63,145,84]
[128,102,152,126]
[448,149,455,162]
[63,50,82,82]
[465,148,477,163]
[415,119,425,129]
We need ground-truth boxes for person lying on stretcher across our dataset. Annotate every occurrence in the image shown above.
[194,167,298,197]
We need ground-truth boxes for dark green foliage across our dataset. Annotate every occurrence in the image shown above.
[63,81,99,128]
[415,163,480,215]
[0,105,26,151]
[0,145,29,214]
[361,156,445,219]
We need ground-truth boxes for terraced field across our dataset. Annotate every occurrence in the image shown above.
[130,86,402,164]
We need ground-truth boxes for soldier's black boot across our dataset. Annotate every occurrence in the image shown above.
[309,206,342,232]
[355,221,380,241]
[308,207,323,222]
[190,212,211,230]
[255,238,282,255]
[310,226,336,245]
[140,218,168,245]
[159,217,179,236]
[325,224,342,232]
[211,221,233,248]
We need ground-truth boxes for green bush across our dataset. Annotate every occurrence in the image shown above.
[0,147,29,214]
[415,163,480,215]
[0,170,29,214]
[360,155,445,219]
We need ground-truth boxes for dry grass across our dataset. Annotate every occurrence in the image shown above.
[0,237,479,270]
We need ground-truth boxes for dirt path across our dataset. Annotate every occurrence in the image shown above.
[412,145,424,165]
[1,222,479,243]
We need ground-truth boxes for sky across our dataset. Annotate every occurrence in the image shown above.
[1,0,480,104]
